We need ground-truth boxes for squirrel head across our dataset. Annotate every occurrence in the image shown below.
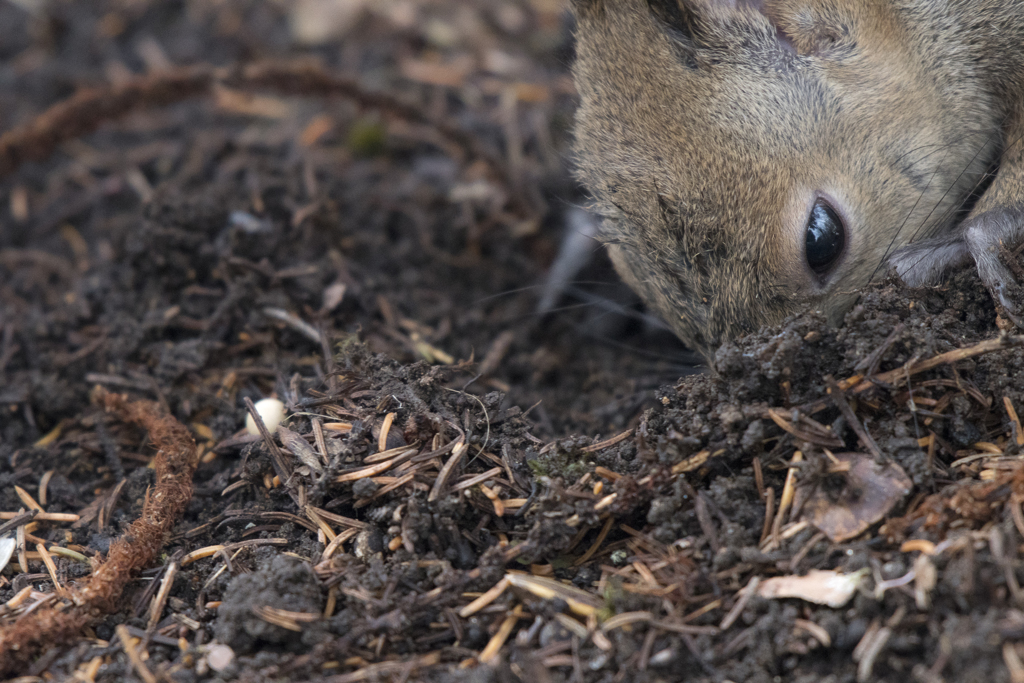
[572,0,998,359]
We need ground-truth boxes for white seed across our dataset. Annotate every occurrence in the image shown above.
[245,398,285,436]
[206,643,235,672]
[0,535,15,574]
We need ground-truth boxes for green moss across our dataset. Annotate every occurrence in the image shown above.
[529,444,591,482]
[333,333,371,372]
[347,119,387,158]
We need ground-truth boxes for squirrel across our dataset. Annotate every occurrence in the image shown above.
[570,0,1024,361]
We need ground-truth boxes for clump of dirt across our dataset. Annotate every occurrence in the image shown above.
[215,554,326,653]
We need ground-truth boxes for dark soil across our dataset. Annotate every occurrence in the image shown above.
[2,2,1024,682]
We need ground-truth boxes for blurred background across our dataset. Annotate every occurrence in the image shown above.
[0,0,691,449]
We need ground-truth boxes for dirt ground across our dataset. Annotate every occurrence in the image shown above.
[2,1,1024,682]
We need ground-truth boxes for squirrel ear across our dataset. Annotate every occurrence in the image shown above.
[648,0,777,33]
[662,0,769,16]
[571,0,606,14]
[670,0,800,54]
[647,0,699,39]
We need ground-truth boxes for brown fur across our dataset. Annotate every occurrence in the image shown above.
[572,0,1024,360]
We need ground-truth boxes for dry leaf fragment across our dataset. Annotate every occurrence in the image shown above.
[213,87,291,119]
[321,281,346,312]
[289,0,369,45]
[671,449,711,475]
[278,425,324,474]
[914,554,937,609]
[800,452,912,542]
[757,568,868,608]
[505,571,603,617]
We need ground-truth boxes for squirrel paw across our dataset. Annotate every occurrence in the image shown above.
[964,211,1024,328]
[889,209,1024,327]
[889,232,970,287]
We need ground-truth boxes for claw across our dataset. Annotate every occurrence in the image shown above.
[983,271,1024,328]
[964,209,1024,329]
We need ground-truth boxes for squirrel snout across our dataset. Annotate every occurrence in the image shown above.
[571,0,1024,359]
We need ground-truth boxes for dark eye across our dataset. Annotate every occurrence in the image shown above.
[805,200,845,274]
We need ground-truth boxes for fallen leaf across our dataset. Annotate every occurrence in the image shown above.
[800,452,912,542]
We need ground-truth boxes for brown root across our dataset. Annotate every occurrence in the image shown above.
[0,60,504,183]
[0,389,198,674]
